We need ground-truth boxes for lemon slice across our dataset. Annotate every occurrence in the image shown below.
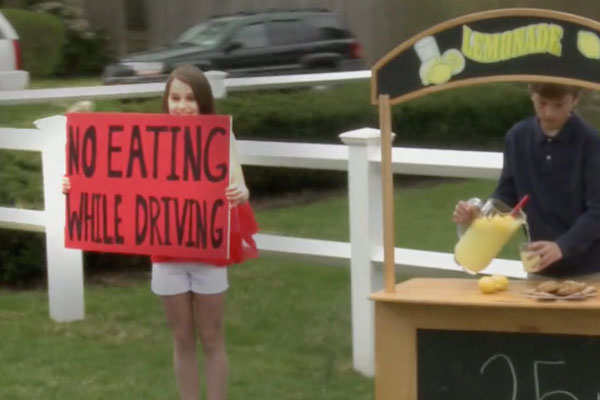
[442,48,466,75]
[577,30,600,59]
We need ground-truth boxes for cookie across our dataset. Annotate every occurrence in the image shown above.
[556,280,587,296]
[580,285,597,296]
[535,280,560,294]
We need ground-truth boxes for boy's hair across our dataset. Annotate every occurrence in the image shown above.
[162,64,215,114]
[529,82,582,99]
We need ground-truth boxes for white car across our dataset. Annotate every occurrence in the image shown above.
[0,11,28,90]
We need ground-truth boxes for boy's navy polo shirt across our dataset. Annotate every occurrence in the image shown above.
[493,114,600,277]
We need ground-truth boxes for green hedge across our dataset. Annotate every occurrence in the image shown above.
[219,82,531,194]
[0,82,534,286]
[2,8,65,77]
[0,229,45,286]
[219,82,531,148]
[0,150,42,209]
[392,83,532,149]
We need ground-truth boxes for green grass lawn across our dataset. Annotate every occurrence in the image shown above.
[0,257,367,400]
[0,177,523,399]
[257,178,522,259]
[29,77,102,89]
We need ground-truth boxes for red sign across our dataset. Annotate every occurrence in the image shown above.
[64,112,231,260]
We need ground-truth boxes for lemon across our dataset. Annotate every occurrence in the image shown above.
[478,276,498,294]
[425,61,452,85]
[442,48,466,75]
[419,57,439,85]
[490,274,509,291]
[577,30,600,59]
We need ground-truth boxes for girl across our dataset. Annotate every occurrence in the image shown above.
[63,64,258,400]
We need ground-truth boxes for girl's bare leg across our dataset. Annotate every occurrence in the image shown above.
[193,292,227,400]
[162,292,199,400]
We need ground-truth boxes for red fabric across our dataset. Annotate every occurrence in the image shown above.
[150,202,259,267]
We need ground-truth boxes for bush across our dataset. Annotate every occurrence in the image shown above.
[30,1,113,77]
[220,82,531,149]
[0,229,150,288]
[220,84,378,144]
[55,27,112,76]
[0,229,45,286]
[219,82,531,195]
[1,8,65,77]
[0,150,42,208]
[393,83,532,149]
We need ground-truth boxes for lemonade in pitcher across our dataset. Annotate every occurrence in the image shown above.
[454,198,527,274]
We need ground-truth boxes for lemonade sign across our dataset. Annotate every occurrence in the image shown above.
[370,7,600,292]
[372,8,600,105]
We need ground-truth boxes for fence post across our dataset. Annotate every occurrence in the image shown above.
[36,116,84,322]
[205,70,228,99]
[340,127,385,377]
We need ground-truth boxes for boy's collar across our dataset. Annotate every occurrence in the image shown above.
[534,114,574,143]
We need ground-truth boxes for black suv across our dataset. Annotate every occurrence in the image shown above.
[103,9,364,84]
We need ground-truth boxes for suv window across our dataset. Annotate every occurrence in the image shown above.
[308,14,350,40]
[231,23,268,48]
[268,19,311,46]
[176,18,234,49]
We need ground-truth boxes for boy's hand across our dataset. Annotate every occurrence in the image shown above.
[225,184,249,207]
[61,177,71,194]
[452,200,479,225]
[528,241,563,272]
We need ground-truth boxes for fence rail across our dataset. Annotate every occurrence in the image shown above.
[0,70,372,105]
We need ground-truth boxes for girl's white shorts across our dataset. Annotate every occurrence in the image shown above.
[151,262,229,296]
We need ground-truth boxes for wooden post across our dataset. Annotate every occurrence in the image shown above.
[378,94,395,293]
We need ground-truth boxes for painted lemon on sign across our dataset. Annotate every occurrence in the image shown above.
[442,49,466,74]
[577,30,600,59]
[426,62,453,85]
[418,48,465,86]
[419,57,438,85]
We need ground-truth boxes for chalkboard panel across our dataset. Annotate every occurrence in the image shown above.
[417,329,600,400]
[372,9,600,105]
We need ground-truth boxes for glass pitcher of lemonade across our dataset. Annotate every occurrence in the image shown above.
[454,198,526,274]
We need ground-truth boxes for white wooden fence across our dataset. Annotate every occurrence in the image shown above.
[0,70,524,377]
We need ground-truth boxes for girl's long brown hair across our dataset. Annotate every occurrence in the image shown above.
[162,65,215,114]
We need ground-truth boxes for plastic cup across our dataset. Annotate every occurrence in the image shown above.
[414,36,441,62]
[519,242,540,273]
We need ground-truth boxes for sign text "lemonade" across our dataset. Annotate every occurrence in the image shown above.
[461,23,563,63]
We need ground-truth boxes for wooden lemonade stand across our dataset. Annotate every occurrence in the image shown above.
[370,8,600,399]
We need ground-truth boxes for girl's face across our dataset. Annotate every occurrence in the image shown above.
[167,78,199,115]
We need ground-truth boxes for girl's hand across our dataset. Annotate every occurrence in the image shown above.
[225,184,249,207]
[61,177,71,194]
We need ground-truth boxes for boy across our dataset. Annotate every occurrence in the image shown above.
[453,83,600,277]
